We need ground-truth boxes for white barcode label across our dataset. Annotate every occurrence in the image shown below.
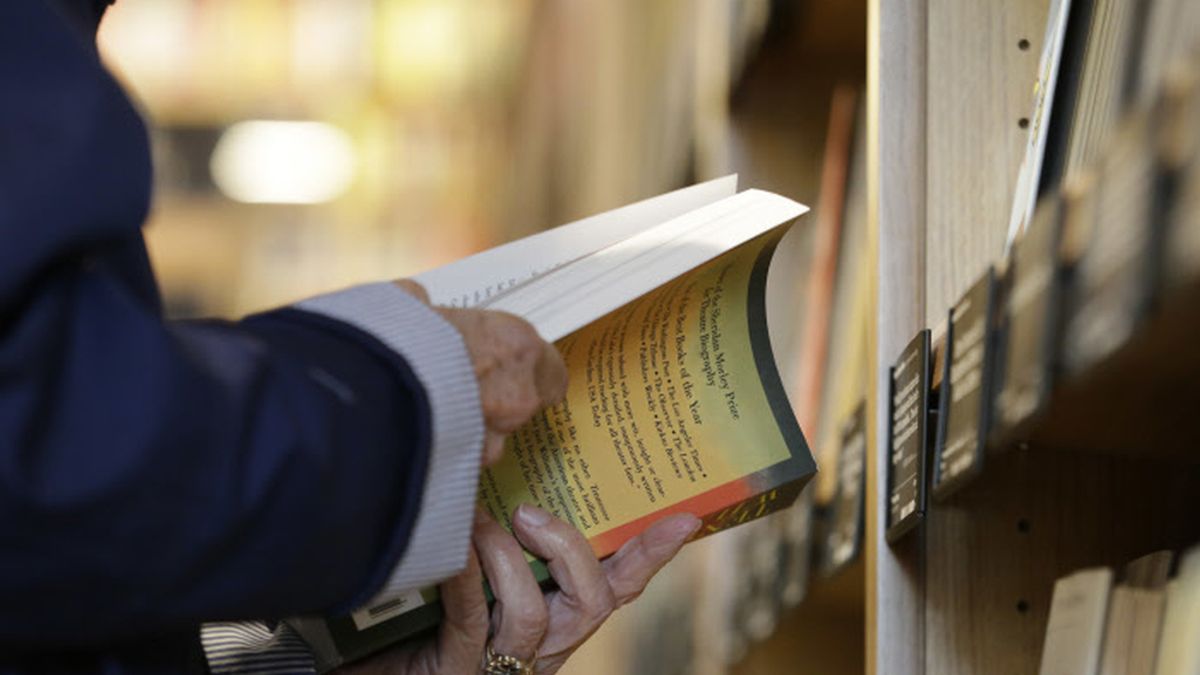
[351,588,427,630]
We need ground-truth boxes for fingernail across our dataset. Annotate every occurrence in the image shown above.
[642,514,702,558]
[666,514,703,543]
[516,503,552,527]
[657,514,700,547]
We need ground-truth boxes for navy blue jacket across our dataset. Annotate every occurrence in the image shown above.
[1,1,434,670]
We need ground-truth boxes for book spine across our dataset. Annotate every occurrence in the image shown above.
[696,478,809,538]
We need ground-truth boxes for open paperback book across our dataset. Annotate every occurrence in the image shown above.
[290,176,817,671]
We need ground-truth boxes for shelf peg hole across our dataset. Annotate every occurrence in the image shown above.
[1018,38,1031,51]
[1017,599,1030,614]
[1017,518,1031,534]
[1018,117,1030,130]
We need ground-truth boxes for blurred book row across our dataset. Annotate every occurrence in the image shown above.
[604,80,871,675]
[1040,547,1199,675]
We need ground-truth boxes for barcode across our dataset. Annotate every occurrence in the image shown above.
[367,597,410,618]
[351,588,427,630]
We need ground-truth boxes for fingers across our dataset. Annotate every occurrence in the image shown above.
[335,553,487,675]
[435,308,568,467]
[498,508,697,675]
[534,339,569,406]
[474,510,548,661]
[393,279,431,304]
[395,288,570,469]
[510,504,614,631]
[434,547,490,673]
[602,514,700,605]
[469,311,566,433]
[482,431,508,467]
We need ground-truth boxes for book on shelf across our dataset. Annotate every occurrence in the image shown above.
[1154,546,1200,675]
[1039,548,1200,675]
[778,487,816,609]
[1006,0,1073,247]
[1162,65,1200,295]
[1039,566,1114,675]
[812,100,870,507]
[1123,550,1174,588]
[795,84,858,449]
[1060,108,1163,375]
[289,176,818,671]
[1131,0,1200,107]
[1006,0,1198,250]
[992,193,1067,441]
[1099,586,1166,675]
[1041,0,1138,195]
[1098,551,1173,675]
[819,401,866,577]
[1040,0,1199,200]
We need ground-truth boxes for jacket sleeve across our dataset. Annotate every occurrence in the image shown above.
[0,0,484,650]
[0,255,484,649]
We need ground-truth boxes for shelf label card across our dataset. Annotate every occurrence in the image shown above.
[887,329,930,542]
[933,270,996,499]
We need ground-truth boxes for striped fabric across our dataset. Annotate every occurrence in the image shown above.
[201,284,484,672]
[201,622,315,674]
[297,282,485,597]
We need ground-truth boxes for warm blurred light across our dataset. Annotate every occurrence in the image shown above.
[378,0,468,98]
[97,0,192,89]
[210,121,356,204]
[290,0,374,87]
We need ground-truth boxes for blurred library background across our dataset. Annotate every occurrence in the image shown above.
[96,0,1200,673]
[99,0,859,320]
[99,1,864,672]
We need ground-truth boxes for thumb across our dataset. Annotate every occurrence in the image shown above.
[435,548,489,672]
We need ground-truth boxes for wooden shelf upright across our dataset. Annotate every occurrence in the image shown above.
[868,2,1200,674]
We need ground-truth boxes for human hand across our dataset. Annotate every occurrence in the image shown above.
[394,280,568,466]
[333,545,491,675]
[339,506,701,674]
[475,505,702,674]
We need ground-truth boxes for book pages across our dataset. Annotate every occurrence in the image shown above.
[486,189,807,341]
[413,175,738,307]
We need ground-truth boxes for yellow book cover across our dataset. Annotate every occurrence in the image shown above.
[480,229,812,556]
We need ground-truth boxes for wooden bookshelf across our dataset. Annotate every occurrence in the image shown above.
[1010,279,1200,458]
[869,2,1200,674]
[867,0,926,672]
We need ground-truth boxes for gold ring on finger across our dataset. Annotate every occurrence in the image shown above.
[481,642,535,675]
